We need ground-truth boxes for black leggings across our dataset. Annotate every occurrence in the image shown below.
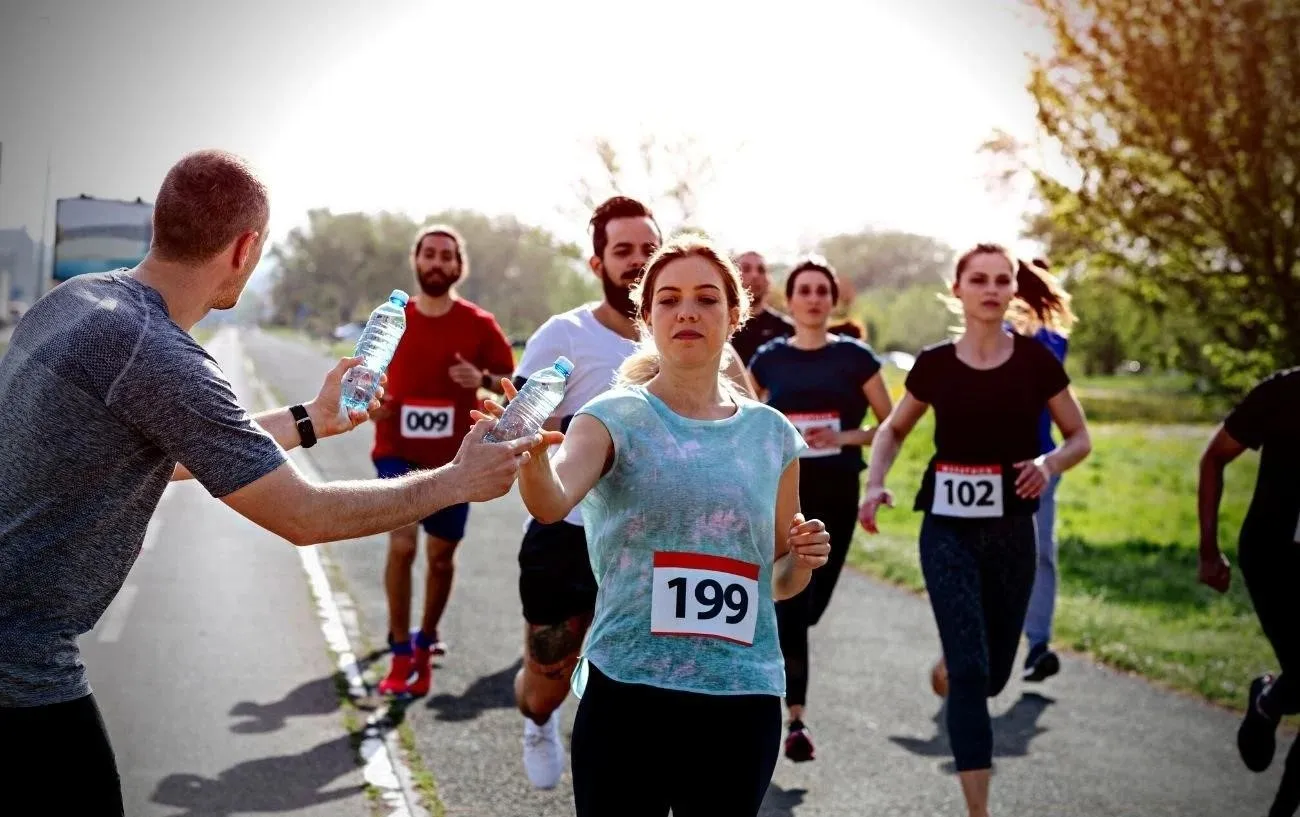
[775,471,860,708]
[1240,533,1300,817]
[0,693,123,815]
[919,514,1036,772]
[571,663,781,817]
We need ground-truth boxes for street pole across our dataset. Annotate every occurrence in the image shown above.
[37,146,51,295]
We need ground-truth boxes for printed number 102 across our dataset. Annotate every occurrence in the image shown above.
[941,478,995,508]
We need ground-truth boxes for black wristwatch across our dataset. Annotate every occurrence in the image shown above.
[480,371,495,391]
[290,404,317,449]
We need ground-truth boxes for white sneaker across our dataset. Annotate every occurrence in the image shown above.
[522,708,565,790]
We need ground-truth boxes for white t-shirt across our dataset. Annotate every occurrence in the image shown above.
[514,302,639,526]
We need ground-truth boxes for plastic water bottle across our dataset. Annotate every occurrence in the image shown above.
[340,289,409,413]
[485,356,574,442]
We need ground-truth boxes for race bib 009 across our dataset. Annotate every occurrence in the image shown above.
[650,552,759,646]
[931,463,1004,519]
[400,400,454,439]
[787,411,841,459]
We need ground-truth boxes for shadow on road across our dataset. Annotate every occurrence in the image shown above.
[152,735,364,816]
[228,675,342,734]
[426,658,523,722]
[888,691,1055,772]
[760,783,808,816]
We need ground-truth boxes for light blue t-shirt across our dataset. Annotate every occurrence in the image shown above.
[573,384,806,697]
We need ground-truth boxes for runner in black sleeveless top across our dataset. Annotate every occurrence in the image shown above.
[749,257,893,763]
[858,243,1091,817]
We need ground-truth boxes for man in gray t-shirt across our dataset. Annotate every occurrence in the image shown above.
[0,150,546,814]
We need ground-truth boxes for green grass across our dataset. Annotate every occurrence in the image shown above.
[850,406,1272,710]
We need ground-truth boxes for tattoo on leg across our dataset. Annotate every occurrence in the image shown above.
[528,620,583,667]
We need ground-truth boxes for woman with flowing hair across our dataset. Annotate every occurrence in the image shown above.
[858,243,1091,817]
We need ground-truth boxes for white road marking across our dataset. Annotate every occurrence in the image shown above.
[97,584,139,643]
[236,330,426,817]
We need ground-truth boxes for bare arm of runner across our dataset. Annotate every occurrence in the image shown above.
[771,458,830,600]
[811,370,896,450]
[218,419,539,545]
[450,357,513,395]
[472,379,595,523]
[858,391,929,533]
[171,356,385,482]
[1195,425,1245,593]
[1013,387,1092,499]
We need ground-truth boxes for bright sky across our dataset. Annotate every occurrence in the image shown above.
[0,0,1055,265]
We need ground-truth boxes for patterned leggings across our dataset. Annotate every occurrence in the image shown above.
[920,514,1037,772]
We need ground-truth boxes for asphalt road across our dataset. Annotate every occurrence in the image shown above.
[80,330,369,817]
[242,325,1291,817]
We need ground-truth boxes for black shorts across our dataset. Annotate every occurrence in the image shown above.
[0,693,123,815]
[519,519,597,626]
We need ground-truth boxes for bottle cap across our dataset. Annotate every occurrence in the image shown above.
[389,289,410,306]
[553,356,574,378]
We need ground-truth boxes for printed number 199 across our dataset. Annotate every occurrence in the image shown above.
[666,577,749,624]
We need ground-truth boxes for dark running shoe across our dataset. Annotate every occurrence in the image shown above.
[784,720,816,763]
[1238,674,1279,773]
[1022,643,1061,683]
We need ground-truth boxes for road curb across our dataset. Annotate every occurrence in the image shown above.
[240,343,430,817]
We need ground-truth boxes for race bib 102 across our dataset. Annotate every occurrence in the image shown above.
[400,400,454,439]
[931,463,1004,519]
[787,411,842,459]
[650,552,760,646]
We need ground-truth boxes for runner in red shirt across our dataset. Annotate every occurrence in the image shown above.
[373,224,516,696]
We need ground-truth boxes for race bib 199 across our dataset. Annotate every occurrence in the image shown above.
[650,552,760,646]
[787,411,841,459]
[931,463,1004,519]
[400,400,454,439]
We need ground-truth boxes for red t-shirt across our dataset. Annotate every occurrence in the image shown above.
[371,299,515,468]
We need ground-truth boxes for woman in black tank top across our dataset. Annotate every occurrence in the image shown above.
[858,243,1092,817]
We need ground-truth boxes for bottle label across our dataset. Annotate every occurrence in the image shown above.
[401,400,455,439]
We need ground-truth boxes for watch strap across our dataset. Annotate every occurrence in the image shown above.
[290,404,317,449]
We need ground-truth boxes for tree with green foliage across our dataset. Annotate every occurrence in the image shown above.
[267,209,593,340]
[816,229,955,292]
[992,0,1300,392]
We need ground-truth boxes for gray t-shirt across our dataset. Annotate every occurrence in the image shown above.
[0,271,287,707]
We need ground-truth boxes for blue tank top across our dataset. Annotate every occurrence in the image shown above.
[572,385,806,697]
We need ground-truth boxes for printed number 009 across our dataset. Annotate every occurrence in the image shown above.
[406,412,449,433]
[666,577,748,624]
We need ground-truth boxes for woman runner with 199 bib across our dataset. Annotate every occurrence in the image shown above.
[858,243,1091,817]
[477,235,832,817]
